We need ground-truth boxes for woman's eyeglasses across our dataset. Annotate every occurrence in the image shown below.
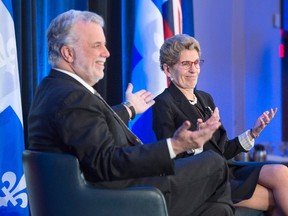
[178,59,204,69]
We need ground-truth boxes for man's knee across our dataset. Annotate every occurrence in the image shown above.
[201,150,228,175]
[206,150,226,166]
[195,202,234,216]
[207,203,234,216]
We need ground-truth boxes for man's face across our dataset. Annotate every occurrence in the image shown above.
[70,21,110,86]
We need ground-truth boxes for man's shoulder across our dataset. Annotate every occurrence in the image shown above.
[35,75,94,110]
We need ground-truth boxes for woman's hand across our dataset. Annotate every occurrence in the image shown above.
[197,107,221,130]
[251,108,278,137]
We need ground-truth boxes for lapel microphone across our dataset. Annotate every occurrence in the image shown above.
[205,106,213,116]
[195,92,214,118]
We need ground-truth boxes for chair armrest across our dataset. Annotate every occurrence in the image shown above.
[23,150,168,216]
[81,186,168,216]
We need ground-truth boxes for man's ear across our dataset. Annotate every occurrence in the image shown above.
[60,46,74,63]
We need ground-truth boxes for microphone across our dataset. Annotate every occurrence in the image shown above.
[205,106,213,116]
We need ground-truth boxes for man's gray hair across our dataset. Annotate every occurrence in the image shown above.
[46,10,104,66]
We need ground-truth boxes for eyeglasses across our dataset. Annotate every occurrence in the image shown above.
[178,59,204,69]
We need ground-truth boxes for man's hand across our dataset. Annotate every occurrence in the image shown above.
[171,110,221,155]
[125,83,155,114]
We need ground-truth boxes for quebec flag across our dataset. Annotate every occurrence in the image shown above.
[0,0,29,215]
[130,0,191,143]
[129,0,167,143]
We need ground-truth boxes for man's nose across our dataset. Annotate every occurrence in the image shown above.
[102,46,110,58]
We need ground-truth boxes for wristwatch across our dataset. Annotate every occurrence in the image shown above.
[122,101,136,120]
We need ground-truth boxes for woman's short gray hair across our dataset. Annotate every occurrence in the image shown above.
[46,10,104,66]
[159,34,201,71]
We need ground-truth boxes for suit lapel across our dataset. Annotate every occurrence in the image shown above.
[93,91,143,145]
[50,69,142,145]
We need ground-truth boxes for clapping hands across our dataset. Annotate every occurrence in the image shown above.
[171,107,221,155]
[196,107,221,130]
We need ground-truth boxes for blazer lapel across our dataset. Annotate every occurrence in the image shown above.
[168,83,223,153]
[195,92,222,151]
[167,83,199,129]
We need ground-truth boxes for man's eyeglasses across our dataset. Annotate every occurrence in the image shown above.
[178,59,204,69]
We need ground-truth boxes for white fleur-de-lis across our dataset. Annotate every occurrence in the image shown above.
[0,172,28,208]
[0,32,18,101]
[0,31,17,70]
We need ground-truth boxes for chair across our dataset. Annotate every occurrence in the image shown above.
[23,150,265,216]
[22,150,168,216]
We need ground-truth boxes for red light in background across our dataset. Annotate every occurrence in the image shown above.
[280,44,285,58]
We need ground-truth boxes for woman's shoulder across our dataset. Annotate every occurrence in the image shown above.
[195,90,215,106]
[154,88,170,101]
[195,89,212,98]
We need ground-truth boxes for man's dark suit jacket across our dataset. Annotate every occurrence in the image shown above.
[28,69,174,183]
[152,82,262,203]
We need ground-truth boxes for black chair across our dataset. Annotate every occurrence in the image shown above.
[22,150,168,216]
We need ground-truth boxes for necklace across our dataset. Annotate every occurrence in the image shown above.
[188,95,197,105]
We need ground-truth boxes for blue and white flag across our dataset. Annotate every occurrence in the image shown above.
[0,0,29,215]
[130,0,190,143]
[129,0,167,143]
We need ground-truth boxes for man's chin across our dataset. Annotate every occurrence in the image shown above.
[98,72,104,81]
[92,73,104,85]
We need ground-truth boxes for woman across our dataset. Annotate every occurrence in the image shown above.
[152,34,288,216]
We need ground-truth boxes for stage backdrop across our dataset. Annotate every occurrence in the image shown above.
[5,0,285,154]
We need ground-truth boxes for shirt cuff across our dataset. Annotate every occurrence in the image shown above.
[167,138,176,159]
[238,130,255,151]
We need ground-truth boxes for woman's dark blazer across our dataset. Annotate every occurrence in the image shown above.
[152,82,262,202]
[152,82,245,159]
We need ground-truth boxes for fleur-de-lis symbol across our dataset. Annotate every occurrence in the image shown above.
[0,172,28,208]
[0,30,19,100]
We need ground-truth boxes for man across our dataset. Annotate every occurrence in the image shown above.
[28,10,233,216]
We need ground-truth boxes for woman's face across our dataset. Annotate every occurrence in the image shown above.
[164,49,201,90]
